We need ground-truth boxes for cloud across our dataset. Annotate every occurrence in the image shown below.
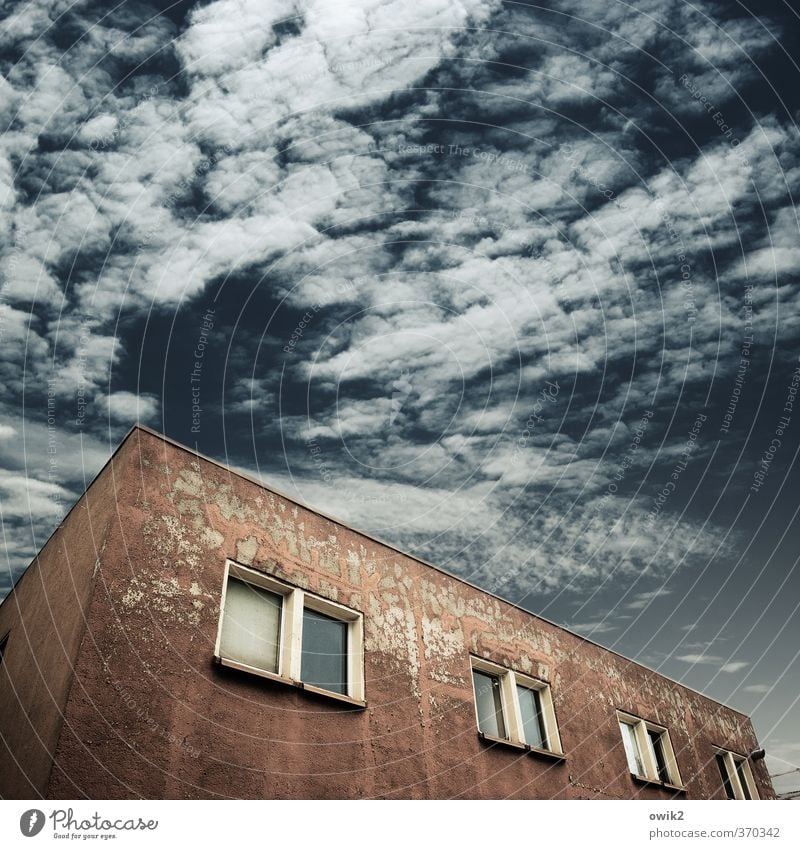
[720,661,751,674]
[177,0,501,144]
[626,589,673,610]
[674,654,751,674]
[0,0,797,777]
[567,621,620,636]
[0,415,113,592]
[675,653,723,664]
[0,470,71,520]
[105,391,159,424]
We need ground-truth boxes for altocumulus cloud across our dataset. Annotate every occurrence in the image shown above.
[0,0,799,781]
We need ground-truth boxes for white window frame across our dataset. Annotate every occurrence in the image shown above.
[214,562,291,679]
[617,711,682,788]
[714,748,759,800]
[470,656,563,755]
[214,561,364,703]
[296,591,364,701]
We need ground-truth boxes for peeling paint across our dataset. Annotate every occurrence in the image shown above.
[23,429,771,801]
[346,551,362,586]
[236,536,259,565]
[119,573,214,626]
[318,580,338,601]
[201,527,224,549]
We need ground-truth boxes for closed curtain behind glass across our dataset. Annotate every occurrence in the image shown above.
[219,577,282,673]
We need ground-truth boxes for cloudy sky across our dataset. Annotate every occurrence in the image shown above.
[1,0,798,794]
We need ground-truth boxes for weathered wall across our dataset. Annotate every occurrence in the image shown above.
[40,427,773,799]
[0,440,128,798]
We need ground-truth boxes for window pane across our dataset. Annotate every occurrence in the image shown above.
[472,670,506,738]
[620,721,644,775]
[517,685,547,749]
[647,729,670,783]
[717,754,735,799]
[219,577,282,673]
[301,608,348,695]
[735,759,752,800]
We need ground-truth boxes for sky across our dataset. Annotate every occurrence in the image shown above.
[0,0,798,796]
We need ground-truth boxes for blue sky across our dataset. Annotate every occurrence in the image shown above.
[1,0,798,795]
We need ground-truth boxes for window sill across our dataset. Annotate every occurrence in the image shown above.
[299,682,366,708]
[630,773,687,794]
[214,655,366,709]
[478,733,566,761]
[478,732,529,752]
[528,744,566,763]
[215,655,295,686]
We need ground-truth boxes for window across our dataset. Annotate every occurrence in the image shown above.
[472,669,506,738]
[470,657,563,756]
[715,749,759,800]
[0,632,8,665]
[617,712,682,787]
[301,607,347,696]
[517,682,547,750]
[215,562,364,703]
[218,577,282,674]
[620,717,645,776]
[647,728,671,784]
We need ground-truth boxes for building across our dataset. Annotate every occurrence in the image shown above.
[0,426,774,799]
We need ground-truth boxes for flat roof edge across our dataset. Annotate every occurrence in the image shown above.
[0,424,143,608]
[129,424,753,721]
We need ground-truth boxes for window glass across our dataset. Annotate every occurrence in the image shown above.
[620,720,644,775]
[735,759,752,800]
[517,685,547,749]
[301,607,348,695]
[472,669,506,738]
[219,577,282,673]
[717,754,735,798]
[647,729,670,783]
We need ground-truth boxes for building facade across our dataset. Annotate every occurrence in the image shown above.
[0,426,774,799]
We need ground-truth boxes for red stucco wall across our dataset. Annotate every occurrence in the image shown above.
[0,440,127,798]
[3,427,774,799]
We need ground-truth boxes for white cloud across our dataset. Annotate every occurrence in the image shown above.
[720,661,751,674]
[743,684,772,694]
[0,471,71,520]
[176,0,298,76]
[0,417,113,589]
[105,391,159,424]
[0,0,797,648]
[674,654,750,674]
[626,588,673,610]
[675,653,724,664]
[568,621,620,636]
[178,0,501,146]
